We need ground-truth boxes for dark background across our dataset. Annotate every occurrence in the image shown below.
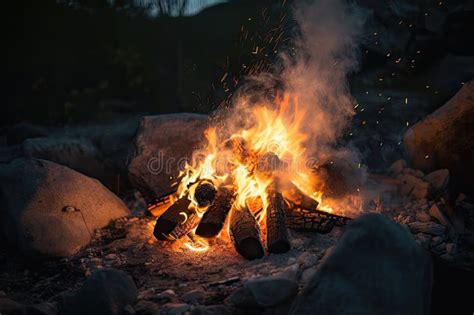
[3,0,473,127]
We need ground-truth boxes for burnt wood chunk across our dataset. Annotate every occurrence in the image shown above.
[194,180,217,207]
[283,182,319,210]
[229,206,265,260]
[266,187,291,253]
[195,186,234,238]
[153,197,194,240]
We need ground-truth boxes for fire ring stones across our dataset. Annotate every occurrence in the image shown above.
[0,158,130,257]
[127,114,209,199]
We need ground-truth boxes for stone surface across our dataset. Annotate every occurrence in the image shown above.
[291,213,433,315]
[128,114,208,198]
[228,275,298,308]
[408,221,446,236]
[60,268,137,315]
[0,298,57,315]
[416,211,431,223]
[424,169,449,192]
[398,174,429,199]
[181,289,206,304]
[403,81,474,194]
[135,300,160,315]
[0,158,130,257]
[190,305,234,315]
[22,137,113,188]
[388,159,406,175]
[429,204,451,226]
[159,303,190,315]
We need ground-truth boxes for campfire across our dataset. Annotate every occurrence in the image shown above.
[150,93,356,259]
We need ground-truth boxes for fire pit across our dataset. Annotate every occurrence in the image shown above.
[150,94,355,259]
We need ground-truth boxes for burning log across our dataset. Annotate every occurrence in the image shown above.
[194,180,217,207]
[195,186,234,238]
[256,152,288,174]
[153,196,197,240]
[282,182,319,210]
[229,206,265,260]
[221,136,252,164]
[266,185,291,253]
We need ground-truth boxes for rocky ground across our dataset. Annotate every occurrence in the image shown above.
[0,81,472,314]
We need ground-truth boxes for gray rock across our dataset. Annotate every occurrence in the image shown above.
[128,114,208,198]
[181,289,206,304]
[408,222,446,236]
[388,159,406,176]
[404,81,474,195]
[415,233,431,248]
[228,275,298,308]
[0,158,130,257]
[60,268,137,315]
[291,213,433,315]
[300,267,317,284]
[446,243,457,255]
[22,137,113,188]
[159,303,190,315]
[4,122,49,145]
[424,169,449,192]
[0,298,58,315]
[397,174,429,199]
[416,211,431,223]
[135,301,160,315]
[154,289,178,303]
[190,305,234,315]
[429,204,451,226]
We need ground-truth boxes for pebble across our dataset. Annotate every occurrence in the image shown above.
[181,289,206,304]
[297,252,318,269]
[228,275,298,308]
[155,289,178,303]
[446,243,457,255]
[300,267,318,284]
[159,303,190,315]
[104,253,118,260]
[440,253,454,262]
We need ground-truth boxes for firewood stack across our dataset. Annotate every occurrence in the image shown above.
[151,137,352,260]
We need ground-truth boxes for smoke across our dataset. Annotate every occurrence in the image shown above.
[208,0,371,215]
[283,0,365,153]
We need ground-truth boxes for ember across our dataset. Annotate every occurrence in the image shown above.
[151,93,357,259]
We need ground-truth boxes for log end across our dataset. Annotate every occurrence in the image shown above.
[153,218,175,240]
[236,238,265,260]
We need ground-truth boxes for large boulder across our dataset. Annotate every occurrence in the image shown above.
[127,114,208,198]
[60,268,137,315]
[22,137,114,189]
[0,158,130,257]
[403,81,474,194]
[291,213,433,315]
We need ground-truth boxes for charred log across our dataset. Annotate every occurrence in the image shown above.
[194,180,217,207]
[282,182,319,210]
[229,206,265,260]
[195,186,234,238]
[256,152,288,174]
[153,196,196,240]
[266,186,290,253]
